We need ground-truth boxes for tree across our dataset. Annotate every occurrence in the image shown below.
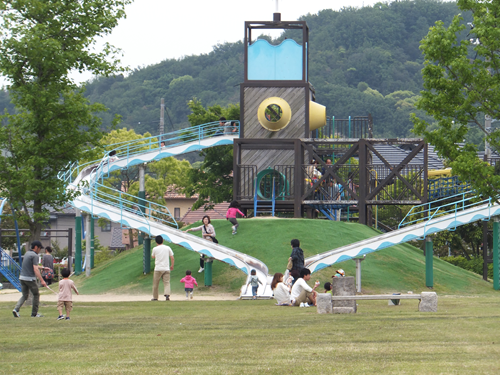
[183,99,239,210]
[412,0,500,199]
[0,0,130,241]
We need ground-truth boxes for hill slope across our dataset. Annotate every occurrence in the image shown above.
[74,218,496,296]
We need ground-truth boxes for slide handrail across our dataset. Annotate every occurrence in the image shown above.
[58,121,240,185]
[399,191,483,229]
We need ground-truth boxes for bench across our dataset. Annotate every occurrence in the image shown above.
[317,292,438,314]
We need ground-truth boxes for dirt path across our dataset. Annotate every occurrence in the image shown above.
[0,289,239,302]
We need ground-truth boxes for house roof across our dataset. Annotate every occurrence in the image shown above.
[180,202,230,225]
[372,144,445,170]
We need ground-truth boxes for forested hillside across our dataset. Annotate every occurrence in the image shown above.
[0,0,471,138]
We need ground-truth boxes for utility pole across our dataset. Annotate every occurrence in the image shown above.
[160,98,165,135]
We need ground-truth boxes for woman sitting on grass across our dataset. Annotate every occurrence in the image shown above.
[271,272,291,306]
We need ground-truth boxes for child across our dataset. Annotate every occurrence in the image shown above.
[324,282,333,294]
[57,268,79,320]
[226,200,245,235]
[246,269,263,300]
[180,270,198,299]
[333,269,345,278]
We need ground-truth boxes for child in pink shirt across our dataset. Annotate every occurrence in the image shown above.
[57,268,79,320]
[180,270,198,299]
[226,200,245,235]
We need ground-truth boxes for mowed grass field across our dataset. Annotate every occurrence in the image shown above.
[1,297,500,374]
[3,219,500,374]
[74,219,497,296]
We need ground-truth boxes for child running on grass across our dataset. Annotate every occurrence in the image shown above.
[246,269,263,299]
[57,268,79,320]
[226,200,245,235]
[180,270,198,299]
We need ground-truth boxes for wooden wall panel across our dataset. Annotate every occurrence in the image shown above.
[243,87,306,139]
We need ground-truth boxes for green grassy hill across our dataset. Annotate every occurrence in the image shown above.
[73,218,497,296]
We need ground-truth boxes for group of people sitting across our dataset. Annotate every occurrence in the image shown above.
[270,239,345,307]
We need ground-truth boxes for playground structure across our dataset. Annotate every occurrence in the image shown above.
[1,11,499,294]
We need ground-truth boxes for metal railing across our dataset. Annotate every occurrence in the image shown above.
[399,191,484,231]
[0,247,21,291]
[91,183,178,229]
[58,121,240,185]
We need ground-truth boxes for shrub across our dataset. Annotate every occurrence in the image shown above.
[442,256,492,278]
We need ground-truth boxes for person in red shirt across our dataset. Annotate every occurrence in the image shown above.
[226,200,245,235]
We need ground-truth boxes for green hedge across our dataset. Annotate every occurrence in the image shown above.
[442,256,492,279]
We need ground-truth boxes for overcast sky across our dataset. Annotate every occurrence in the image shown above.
[72,0,378,83]
[0,0,379,86]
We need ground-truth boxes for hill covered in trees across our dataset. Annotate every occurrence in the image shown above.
[0,0,472,139]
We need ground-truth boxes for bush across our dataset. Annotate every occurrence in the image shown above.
[442,256,492,278]
[94,248,114,266]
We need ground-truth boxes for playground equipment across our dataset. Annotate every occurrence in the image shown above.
[304,191,500,289]
[0,198,23,291]
[59,121,273,298]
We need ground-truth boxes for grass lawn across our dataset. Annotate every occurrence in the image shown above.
[2,296,500,374]
[74,219,498,296]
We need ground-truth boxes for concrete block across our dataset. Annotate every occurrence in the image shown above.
[316,293,332,314]
[418,291,438,312]
[331,276,357,312]
[333,307,355,314]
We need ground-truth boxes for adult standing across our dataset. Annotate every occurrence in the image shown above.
[289,239,304,274]
[151,235,174,301]
[13,240,48,318]
[42,246,54,285]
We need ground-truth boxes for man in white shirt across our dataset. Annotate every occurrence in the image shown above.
[151,235,174,301]
[291,268,320,307]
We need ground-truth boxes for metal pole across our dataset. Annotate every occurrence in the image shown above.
[493,218,499,290]
[90,216,94,269]
[67,228,73,274]
[85,214,91,276]
[75,209,82,275]
[138,164,146,246]
[143,235,151,274]
[204,258,213,286]
[425,237,433,288]
[160,98,165,134]
[355,258,362,293]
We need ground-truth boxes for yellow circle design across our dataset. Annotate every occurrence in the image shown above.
[257,97,292,131]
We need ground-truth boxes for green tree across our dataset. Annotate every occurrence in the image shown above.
[0,0,130,241]
[412,0,500,198]
[183,99,239,210]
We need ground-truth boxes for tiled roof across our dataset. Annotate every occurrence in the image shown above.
[180,202,230,225]
[110,227,126,249]
[372,144,444,170]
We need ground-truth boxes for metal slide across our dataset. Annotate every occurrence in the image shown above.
[59,122,273,298]
[305,192,500,273]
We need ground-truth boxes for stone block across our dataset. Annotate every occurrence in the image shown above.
[331,276,357,313]
[333,307,355,314]
[316,293,332,314]
[418,292,438,312]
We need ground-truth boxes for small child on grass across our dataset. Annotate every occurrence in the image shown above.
[324,282,333,294]
[246,269,263,300]
[57,268,79,320]
[226,200,245,235]
[180,270,198,299]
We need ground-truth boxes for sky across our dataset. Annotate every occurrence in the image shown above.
[0,0,379,86]
[71,0,378,83]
